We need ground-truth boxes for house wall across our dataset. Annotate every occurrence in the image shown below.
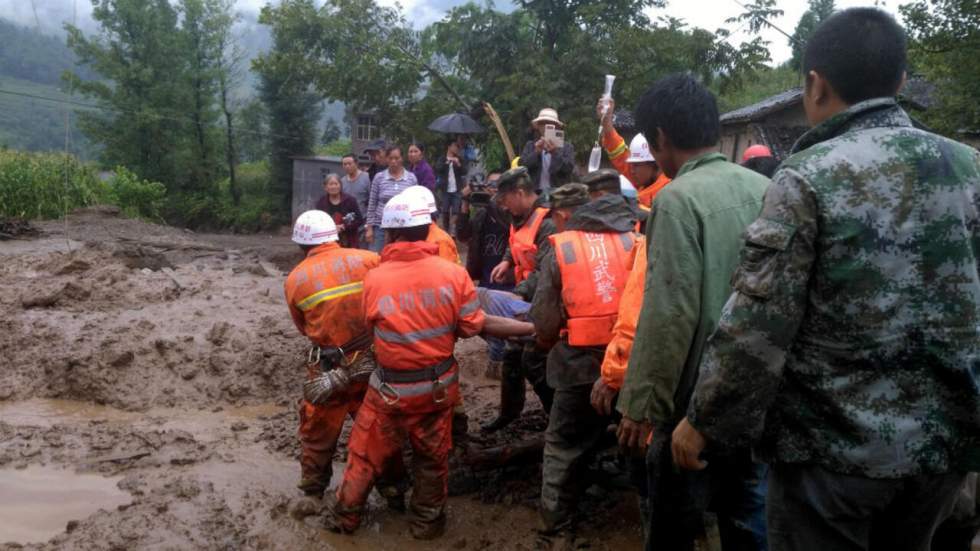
[720,104,809,162]
[291,158,343,221]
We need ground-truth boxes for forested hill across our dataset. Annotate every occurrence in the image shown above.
[0,18,95,85]
[0,18,96,157]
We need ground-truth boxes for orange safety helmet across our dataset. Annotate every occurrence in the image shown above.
[742,144,773,162]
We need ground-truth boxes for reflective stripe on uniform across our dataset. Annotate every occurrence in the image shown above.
[459,298,480,317]
[369,370,459,398]
[297,281,364,312]
[374,324,454,344]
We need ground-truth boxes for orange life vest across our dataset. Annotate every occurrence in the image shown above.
[363,241,485,412]
[509,207,549,283]
[284,242,380,348]
[550,230,636,347]
[427,222,461,264]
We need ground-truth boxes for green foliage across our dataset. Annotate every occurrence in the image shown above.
[321,119,342,145]
[0,149,105,219]
[317,139,353,157]
[253,1,323,216]
[0,150,167,221]
[213,161,282,232]
[789,0,835,70]
[104,167,167,220]
[716,63,802,113]
[901,0,980,138]
[257,0,773,168]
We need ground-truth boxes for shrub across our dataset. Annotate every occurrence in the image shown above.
[104,167,167,220]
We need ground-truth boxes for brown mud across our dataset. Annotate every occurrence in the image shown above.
[0,207,643,550]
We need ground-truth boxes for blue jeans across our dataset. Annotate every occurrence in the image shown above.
[645,425,768,551]
[477,288,528,362]
[369,225,385,253]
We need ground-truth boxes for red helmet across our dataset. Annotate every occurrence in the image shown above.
[742,144,773,162]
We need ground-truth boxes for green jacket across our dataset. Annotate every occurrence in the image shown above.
[617,152,769,424]
[688,98,980,477]
[531,194,638,389]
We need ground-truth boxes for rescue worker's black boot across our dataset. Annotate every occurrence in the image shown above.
[481,347,525,432]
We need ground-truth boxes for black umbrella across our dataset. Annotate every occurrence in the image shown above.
[428,113,484,134]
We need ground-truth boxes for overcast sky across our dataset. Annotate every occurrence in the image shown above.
[7,0,902,64]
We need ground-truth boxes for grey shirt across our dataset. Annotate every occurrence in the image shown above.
[342,170,371,220]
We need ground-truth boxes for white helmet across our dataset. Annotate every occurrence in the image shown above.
[620,175,638,198]
[381,190,432,229]
[402,185,438,214]
[626,133,656,164]
[292,210,338,245]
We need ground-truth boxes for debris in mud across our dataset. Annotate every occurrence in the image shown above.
[20,282,91,309]
[0,218,39,240]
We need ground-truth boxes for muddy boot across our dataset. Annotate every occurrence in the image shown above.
[481,349,526,432]
[296,476,329,497]
[321,493,359,534]
[532,380,555,414]
[410,506,447,540]
[378,483,407,513]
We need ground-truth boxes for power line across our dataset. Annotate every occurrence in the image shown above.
[0,86,309,142]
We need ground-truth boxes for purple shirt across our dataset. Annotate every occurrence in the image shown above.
[409,159,437,192]
[366,168,418,226]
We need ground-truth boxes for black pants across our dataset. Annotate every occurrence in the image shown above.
[768,463,966,551]
[646,426,768,551]
[499,342,553,415]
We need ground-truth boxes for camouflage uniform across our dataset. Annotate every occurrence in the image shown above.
[688,98,980,550]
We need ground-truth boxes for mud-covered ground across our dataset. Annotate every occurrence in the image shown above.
[0,208,643,550]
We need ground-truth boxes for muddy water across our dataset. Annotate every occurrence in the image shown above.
[0,465,130,543]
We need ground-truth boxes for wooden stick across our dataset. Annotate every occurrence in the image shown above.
[483,102,516,162]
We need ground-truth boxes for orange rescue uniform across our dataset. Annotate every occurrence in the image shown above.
[599,236,647,390]
[284,242,381,490]
[509,207,549,283]
[333,241,485,533]
[427,222,461,264]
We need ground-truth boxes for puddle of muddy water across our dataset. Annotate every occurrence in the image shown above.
[0,398,285,434]
[0,465,130,544]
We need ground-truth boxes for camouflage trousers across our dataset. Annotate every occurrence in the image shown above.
[540,383,613,531]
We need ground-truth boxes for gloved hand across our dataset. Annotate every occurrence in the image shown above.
[303,369,351,404]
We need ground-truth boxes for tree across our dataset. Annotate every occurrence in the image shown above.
[789,0,835,70]
[253,0,323,217]
[321,119,342,145]
[65,0,189,187]
[236,99,268,163]
[206,0,246,205]
[901,0,980,139]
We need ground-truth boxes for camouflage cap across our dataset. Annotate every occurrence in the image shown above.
[581,168,622,194]
[550,183,590,209]
[495,166,531,193]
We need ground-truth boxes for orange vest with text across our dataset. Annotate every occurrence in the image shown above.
[363,241,485,412]
[509,207,549,283]
[550,230,636,347]
[284,242,380,348]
